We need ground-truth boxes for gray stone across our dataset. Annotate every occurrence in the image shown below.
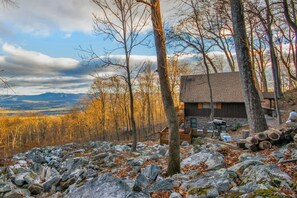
[24,171,39,185]
[60,177,76,189]
[241,164,292,190]
[191,144,221,154]
[13,172,27,186]
[238,153,266,162]
[181,169,235,195]
[230,183,271,194]
[28,184,43,195]
[43,176,61,192]
[181,151,225,170]
[187,186,219,198]
[132,166,141,173]
[133,174,148,192]
[149,179,175,192]
[149,153,159,161]
[228,160,264,174]
[0,182,15,193]
[32,163,46,176]
[32,154,47,164]
[115,145,130,152]
[65,157,89,171]
[66,174,149,198]
[84,169,98,178]
[181,141,190,147]
[137,142,147,149]
[158,147,167,156]
[130,158,144,166]
[3,189,30,198]
[271,151,284,160]
[92,153,108,161]
[142,165,161,183]
[169,192,182,198]
[122,178,135,189]
[106,162,117,168]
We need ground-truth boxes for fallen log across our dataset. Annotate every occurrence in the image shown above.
[254,132,267,141]
[258,141,272,150]
[245,143,258,152]
[245,136,259,144]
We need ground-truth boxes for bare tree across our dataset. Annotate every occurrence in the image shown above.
[169,0,217,121]
[204,0,236,72]
[167,55,191,105]
[246,0,283,98]
[283,0,297,78]
[136,0,180,175]
[230,0,268,133]
[87,0,150,151]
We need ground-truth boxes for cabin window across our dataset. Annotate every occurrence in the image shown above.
[190,118,197,128]
[198,103,222,109]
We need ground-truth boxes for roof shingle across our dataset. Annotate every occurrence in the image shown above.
[180,72,245,103]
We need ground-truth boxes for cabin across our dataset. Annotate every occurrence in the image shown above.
[180,72,249,129]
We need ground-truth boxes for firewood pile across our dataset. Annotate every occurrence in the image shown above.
[240,127,297,152]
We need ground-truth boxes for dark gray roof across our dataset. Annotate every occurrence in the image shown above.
[180,72,245,103]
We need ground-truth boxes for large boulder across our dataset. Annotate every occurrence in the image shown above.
[13,172,27,186]
[240,164,292,189]
[66,174,149,198]
[180,169,236,197]
[148,179,175,193]
[142,165,161,184]
[3,189,30,198]
[230,164,293,195]
[181,151,225,171]
[0,182,15,193]
[227,160,264,174]
[133,174,149,192]
[238,153,266,162]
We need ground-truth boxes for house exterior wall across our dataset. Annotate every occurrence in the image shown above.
[185,102,247,118]
[184,102,248,129]
[185,116,248,129]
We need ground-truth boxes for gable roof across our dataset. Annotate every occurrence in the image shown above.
[180,72,245,103]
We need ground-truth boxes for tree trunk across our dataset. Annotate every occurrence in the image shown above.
[128,80,137,151]
[150,0,180,175]
[202,54,214,121]
[264,0,282,125]
[230,0,268,133]
[283,0,297,78]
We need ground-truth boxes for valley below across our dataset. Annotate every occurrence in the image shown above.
[0,93,85,115]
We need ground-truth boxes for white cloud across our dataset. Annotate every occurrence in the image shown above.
[0,0,178,36]
[0,0,96,35]
[1,43,79,74]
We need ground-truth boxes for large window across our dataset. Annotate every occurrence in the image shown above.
[190,118,197,128]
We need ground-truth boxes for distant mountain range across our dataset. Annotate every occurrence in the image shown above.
[0,92,86,115]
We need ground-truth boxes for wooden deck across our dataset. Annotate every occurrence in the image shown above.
[159,127,191,145]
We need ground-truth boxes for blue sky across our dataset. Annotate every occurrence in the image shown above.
[0,0,178,95]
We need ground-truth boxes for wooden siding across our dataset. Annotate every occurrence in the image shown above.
[185,102,247,118]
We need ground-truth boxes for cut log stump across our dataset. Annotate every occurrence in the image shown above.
[254,132,268,141]
[258,141,272,150]
[245,136,259,144]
